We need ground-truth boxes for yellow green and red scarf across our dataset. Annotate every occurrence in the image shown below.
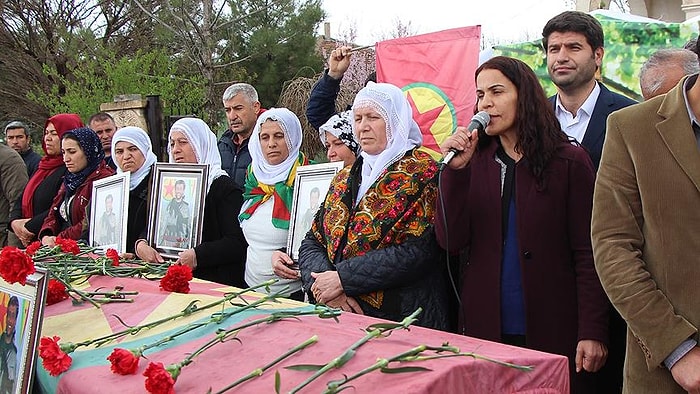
[239,153,309,229]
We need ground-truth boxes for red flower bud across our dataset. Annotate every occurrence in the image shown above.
[46,279,69,305]
[38,336,72,376]
[0,246,36,285]
[159,264,193,294]
[143,362,177,394]
[107,348,141,375]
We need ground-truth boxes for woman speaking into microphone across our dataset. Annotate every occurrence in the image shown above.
[436,56,609,394]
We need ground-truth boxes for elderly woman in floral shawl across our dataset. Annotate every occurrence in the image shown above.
[299,82,449,330]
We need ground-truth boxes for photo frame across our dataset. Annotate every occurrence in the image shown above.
[148,163,208,259]
[0,268,48,394]
[287,161,345,261]
[89,172,130,253]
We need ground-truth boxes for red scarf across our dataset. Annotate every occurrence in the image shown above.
[22,114,83,217]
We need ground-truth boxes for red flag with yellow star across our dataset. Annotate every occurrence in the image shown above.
[376,26,481,160]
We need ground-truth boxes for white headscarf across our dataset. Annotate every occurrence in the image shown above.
[352,82,423,204]
[111,126,158,190]
[248,108,303,185]
[168,117,229,192]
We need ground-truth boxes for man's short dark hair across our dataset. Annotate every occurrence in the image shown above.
[105,194,113,203]
[88,112,115,125]
[542,11,604,52]
[4,121,29,137]
[7,296,19,319]
[175,180,186,189]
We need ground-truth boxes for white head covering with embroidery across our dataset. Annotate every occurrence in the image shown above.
[352,82,423,204]
[319,110,360,156]
[168,117,229,192]
[248,107,303,185]
[111,126,158,191]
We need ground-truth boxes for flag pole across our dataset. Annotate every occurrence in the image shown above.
[349,44,374,53]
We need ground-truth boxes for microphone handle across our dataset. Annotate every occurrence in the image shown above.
[441,148,459,167]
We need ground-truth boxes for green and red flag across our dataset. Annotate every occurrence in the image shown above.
[376,26,481,160]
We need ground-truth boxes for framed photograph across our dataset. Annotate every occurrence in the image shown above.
[89,172,130,253]
[287,161,345,261]
[0,268,48,394]
[148,163,208,259]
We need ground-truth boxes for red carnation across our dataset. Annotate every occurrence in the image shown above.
[107,348,141,375]
[159,264,193,294]
[106,248,120,267]
[39,336,73,376]
[55,237,80,255]
[143,362,177,394]
[46,279,69,305]
[25,241,42,256]
[0,246,36,285]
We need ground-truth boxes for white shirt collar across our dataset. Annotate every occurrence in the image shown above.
[554,82,601,143]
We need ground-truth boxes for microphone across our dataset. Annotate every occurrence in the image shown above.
[440,111,490,168]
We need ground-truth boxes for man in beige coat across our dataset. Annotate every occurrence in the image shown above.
[592,73,700,393]
[0,144,28,247]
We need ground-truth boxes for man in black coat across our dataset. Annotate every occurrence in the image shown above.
[218,83,265,191]
[543,11,636,393]
[4,121,40,178]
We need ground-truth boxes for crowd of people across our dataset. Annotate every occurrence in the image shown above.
[0,10,698,394]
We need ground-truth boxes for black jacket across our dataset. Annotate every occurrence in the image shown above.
[9,165,66,237]
[125,174,150,253]
[549,82,636,170]
[193,176,248,288]
[305,69,344,131]
[299,227,450,331]
[20,148,41,179]
[217,130,250,191]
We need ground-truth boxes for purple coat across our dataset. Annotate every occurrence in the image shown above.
[435,139,609,361]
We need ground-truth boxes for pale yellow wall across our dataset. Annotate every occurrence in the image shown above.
[577,0,692,22]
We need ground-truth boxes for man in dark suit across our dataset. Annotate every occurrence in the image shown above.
[543,11,636,393]
[543,11,636,170]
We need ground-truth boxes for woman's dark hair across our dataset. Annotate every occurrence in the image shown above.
[475,56,569,184]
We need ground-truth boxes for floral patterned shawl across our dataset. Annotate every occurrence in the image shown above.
[310,149,438,310]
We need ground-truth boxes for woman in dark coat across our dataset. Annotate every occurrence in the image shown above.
[39,127,115,244]
[10,114,84,246]
[109,126,158,254]
[436,56,609,394]
[136,117,247,288]
[299,82,449,331]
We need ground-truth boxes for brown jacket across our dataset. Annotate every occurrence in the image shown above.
[0,144,28,247]
[592,76,699,393]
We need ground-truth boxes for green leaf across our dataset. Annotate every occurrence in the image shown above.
[285,364,325,371]
[275,370,281,394]
[365,323,401,331]
[380,366,432,373]
[335,349,356,367]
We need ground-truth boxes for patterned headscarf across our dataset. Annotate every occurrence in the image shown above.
[319,110,360,156]
[111,126,158,190]
[239,108,307,229]
[168,117,229,193]
[62,127,105,197]
[352,82,423,204]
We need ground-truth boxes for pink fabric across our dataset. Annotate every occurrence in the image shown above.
[41,277,569,393]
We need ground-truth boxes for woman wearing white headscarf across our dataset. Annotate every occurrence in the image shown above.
[299,82,449,330]
[136,117,247,288]
[110,126,158,254]
[238,108,309,300]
